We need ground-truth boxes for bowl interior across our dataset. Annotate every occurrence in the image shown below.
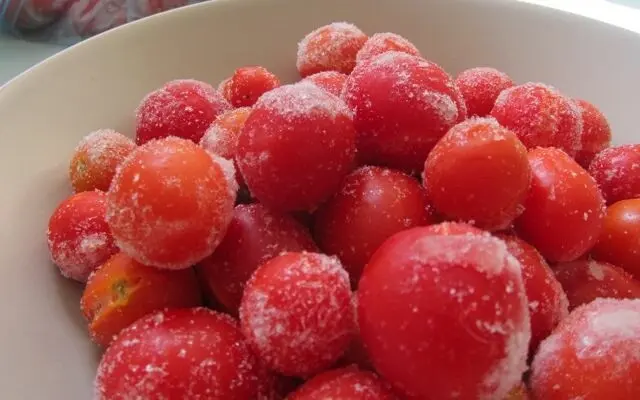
[1,0,640,398]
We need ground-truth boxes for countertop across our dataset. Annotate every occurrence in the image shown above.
[1,0,639,84]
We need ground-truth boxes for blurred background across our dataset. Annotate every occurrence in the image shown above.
[1,0,639,84]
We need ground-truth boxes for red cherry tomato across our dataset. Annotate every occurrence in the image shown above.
[573,99,611,168]
[220,66,281,107]
[95,308,264,400]
[355,32,421,65]
[530,298,640,400]
[314,166,433,285]
[591,199,640,279]
[302,71,348,97]
[423,117,531,231]
[287,366,398,399]
[358,228,530,399]
[454,67,514,117]
[515,147,605,262]
[198,203,318,314]
[588,144,640,204]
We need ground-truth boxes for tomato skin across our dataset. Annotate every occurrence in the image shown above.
[588,144,640,204]
[302,71,348,97]
[81,252,202,347]
[106,137,236,270]
[94,308,263,400]
[47,190,118,282]
[497,234,569,355]
[314,166,433,285]
[355,32,421,66]
[240,252,354,377]
[358,228,530,400]
[198,203,318,315]
[530,298,640,400]
[423,117,531,231]
[220,66,281,107]
[553,259,640,310]
[591,199,640,279]
[515,147,605,263]
[287,366,398,399]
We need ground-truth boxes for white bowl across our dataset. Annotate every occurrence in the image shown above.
[1,0,640,398]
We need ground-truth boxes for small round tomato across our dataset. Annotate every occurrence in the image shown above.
[496,233,569,354]
[553,259,640,310]
[47,191,118,282]
[454,67,514,117]
[530,298,640,400]
[314,166,433,285]
[296,22,368,77]
[421,221,485,236]
[94,308,263,399]
[81,252,202,347]
[588,144,640,204]
[591,199,640,279]
[197,203,318,314]
[287,366,397,399]
[106,137,236,269]
[240,252,354,377]
[69,129,136,193]
[302,71,348,97]
[220,66,281,107]
[355,32,421,66]
[423,117,531,231]
[358,229,529,400]
[573,99,611,168]
[515,147,605,262]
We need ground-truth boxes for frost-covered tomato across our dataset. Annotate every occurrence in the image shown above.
[94,308,263,400]
[515,147,605,262]
[287,366,397,399]
[198,203,318,314]
[358,228,530,400]
[220,66,281,107]
[490,83,582,157]
[355,32,421,65]
[106,137,236,269]
[344,51,466,172]
[591,199,640,279]
[588,144,640,204]
[574,99,611,168]
[314,166,433,285]
[240,252,354,377]
[237,82,356,212]
[135,79,231,144]
[497,233,569,354]
[553,259,640,310]
[530,298,640,400]
[302,71,348,97]
[81,252,201,347]
[47,190,118,282]
[421,221,485,236]
[423,117,531,231]
[454,67,514,117]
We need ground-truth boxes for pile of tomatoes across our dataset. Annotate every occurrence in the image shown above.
[45,22,640,400]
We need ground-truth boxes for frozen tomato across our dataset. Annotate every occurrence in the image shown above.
[574,99,611,168]
[314,166,433,285]
[423,117,531,231]
[287,366,397,399]
[135,79,231,144]
[220,66,281,107]
[553,259,640,310]
[237,82,357,212]
[355,32,421,66]
[344,51,466,172]
[296,22,368,77]
[106,137,236,270]
[591,198,640,278]
[197,203,318,314]
[358,229,530,400]
[421,221,485,236]
[504,382,529,400]
[95,308,263,399]
[454,67,514,117]
[496,233,569,354]
[47,191,118,282]
[302,71,348,97]
[240,252,354,377]
[200,107,251,186]
[80,252,201,347]
[490,83,582,157]
[588,144,640,204]
[515,147,605,262]
[69,129,136,193]
[530,298,640,400]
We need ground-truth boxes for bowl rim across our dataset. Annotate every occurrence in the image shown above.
[1,0,640,96]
